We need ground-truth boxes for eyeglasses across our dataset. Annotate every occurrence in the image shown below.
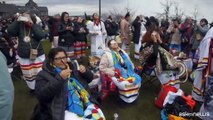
[54,56,67,61]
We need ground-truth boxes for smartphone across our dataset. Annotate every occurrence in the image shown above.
[18,16,29,22]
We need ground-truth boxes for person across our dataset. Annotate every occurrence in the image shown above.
[140,23,183,88]
[48,14,60,48]
[191,27,213,120]
[87,13,107,57]
[74,17,88,58]
[132,15,147,59]
[99,39,142,103]
[58,12,75,59]
[0,51,14,120]
[167,18,181,54]
[31,48,105,120]
[189,18,209,59]
[7,12,45,91]
[159,20,170,46]
[192,27,213,101]
[179,17,193,54]
[0,33,17,67]
[104,15,119,42]
[120,12,132,55]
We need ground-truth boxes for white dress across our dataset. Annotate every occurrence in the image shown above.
[87,21,107,57]
[192,27,213,102]
[134,23,147,59]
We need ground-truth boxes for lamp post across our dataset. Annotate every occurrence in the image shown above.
[194,8,198,20]
[99,0,101,20]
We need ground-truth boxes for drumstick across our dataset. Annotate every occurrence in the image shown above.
[61,59,67,69]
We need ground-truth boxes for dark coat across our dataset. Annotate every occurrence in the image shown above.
[58,21,75,47]
[132,20,141,44]
[7,21,45,58]
[0,46,16,65]
[0,34,16,65]
[31,60,98,120]
[48,17,60,42]
[74,22,88,42]
[104,19,119,36]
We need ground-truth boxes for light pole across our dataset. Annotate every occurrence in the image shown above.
[194,8,198,21]
[99,0,101,20]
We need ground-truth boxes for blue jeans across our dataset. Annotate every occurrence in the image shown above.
[169,44,181,52]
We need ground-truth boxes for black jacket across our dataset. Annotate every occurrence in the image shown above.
[74,22,88,42]
[7,21,45,58]
[132,20,141,44]
[58,21,75,47]
[104,19,118,36]
[31,60,98,120]
[0,35,16,65]
[0,46,16,65]
[48,17,60,42]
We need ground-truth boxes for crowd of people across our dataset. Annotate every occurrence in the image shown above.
[0,9,213,120]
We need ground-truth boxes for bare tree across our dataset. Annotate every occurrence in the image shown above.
[160,0,173,21]
[155,0,185,22]
[173,2,184,18]
[108,8,123,22]
[101,13,109,21]
[155,0,173,21]
[103,0,137,22]
[107,6,137,23]
[171,1,185,23]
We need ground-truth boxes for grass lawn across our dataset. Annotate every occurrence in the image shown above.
[11,40,197,120]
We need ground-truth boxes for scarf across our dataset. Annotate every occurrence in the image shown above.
[55,66,91,117]
[112,50,141,84]
[94,19,100,26]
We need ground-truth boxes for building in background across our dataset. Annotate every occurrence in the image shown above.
[0,0,48,18]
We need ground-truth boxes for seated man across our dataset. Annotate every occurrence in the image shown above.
[99,39,142,103]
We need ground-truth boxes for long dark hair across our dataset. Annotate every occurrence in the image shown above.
[143,24,159,43]
[48,48,67,64]
[92,13,98,20]
[133,16,140,23]
[60,12,69,24]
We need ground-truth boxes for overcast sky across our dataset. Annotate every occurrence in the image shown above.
[4,0,213,21]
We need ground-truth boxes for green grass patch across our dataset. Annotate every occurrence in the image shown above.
[12,41,195,120]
